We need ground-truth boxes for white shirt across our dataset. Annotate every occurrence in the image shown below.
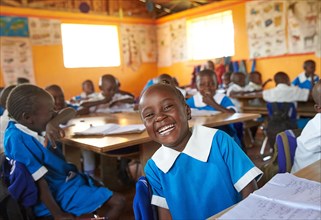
[291,113,321,173]
[246,82,262,91]
[226,83,249,111]
[0,110,10,153]
[263,84,309,103]
[88,92,134,113]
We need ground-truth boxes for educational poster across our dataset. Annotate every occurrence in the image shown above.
[170,19,187,63]
[136,25,157,63]
[121,25,141,71]
[0,37,35,85]
[246,0,287,58]
[28,17,62,45]
[157,23,172,67]
[0,16,29,37]
[287,0,319,53]
[316,1,321,57]
[157,19,187,67]
[120,24,156,71]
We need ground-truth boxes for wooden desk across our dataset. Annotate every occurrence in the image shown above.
[231,92,316,117]
[208,159,321,219]
[62,112,260,169]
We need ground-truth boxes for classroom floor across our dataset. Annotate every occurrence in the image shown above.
[103,126,273,220]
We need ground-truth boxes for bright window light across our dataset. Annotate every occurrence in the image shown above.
[187,10,234,60]
[61,24,120,68]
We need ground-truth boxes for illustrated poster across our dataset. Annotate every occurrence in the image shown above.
[288,0,319,53]
[0,37,35,85]
[28,17,62,45]
[121,24,156,71]
[246,0,287,58]
[157,23,172,67]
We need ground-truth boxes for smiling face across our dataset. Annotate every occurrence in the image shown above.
[197,71,217,97]
[46,86,66,111]
[139,84,191,151]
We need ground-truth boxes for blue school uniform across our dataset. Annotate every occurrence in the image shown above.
[186,92,237,112]
[4,121,112,217]
[292,72,319,89]
[145,126,263,219]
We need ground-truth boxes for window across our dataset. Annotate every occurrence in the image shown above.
[186,10,234,60]
[61,24,120,68]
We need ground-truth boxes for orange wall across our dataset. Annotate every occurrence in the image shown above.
[156,0,320,88]
[0,6,158,99]
[1,1,320,98]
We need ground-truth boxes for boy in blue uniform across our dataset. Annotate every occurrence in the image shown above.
[292,60,319,89]
[4,84,125,219]
[139,84,262,219]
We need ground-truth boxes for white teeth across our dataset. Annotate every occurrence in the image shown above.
[158,124,174,135]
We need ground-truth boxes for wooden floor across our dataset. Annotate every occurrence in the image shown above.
[104,126,273,220]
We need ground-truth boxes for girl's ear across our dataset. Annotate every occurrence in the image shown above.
[21,112,33,124]
[185,104,192,120]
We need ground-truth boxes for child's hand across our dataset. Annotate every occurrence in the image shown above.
[202,93,217,106]
[45,121,65,148]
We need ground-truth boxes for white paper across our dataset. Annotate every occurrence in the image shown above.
[219,173,321,219]
[191,109,220,117]
[74,123,145,136]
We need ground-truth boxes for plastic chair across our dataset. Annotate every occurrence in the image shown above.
[133,176,158,220]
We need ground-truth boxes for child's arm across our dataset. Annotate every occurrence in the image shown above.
[45,107,76,148]
[202,94,235,113]
[262,78,272,88]
[158,207,172,220]
[80,93,114,108]
[109,98,135,108]
[37,177,74,219]
[240,179,258,199]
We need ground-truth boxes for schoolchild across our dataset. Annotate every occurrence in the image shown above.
[263,72,310,103]
[139,84,262,219]
[292,60,319,90]
[154,73,186,97]
[0,85,16,153]
[80,74,134,114]
[291,80,321,173]
[45,84,96,177]
[4,84,125,219]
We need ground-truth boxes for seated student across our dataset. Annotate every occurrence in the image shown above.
[80,74,135,114]
[45,84,78,111]
[4,84,125,219]
[226,72,249,111]
[71,79,96,103]
[186,69,236,113]
[0,85,16,153]
[154,73,186,97]
[45,84,96,177]
[116,79,135,99]
[292,60,319,90]
[217,72,232,94]
[263,72,310,103]
[138,84,262,219]
[291,80,321,173]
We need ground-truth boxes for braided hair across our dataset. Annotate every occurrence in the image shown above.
[7,84,53,122]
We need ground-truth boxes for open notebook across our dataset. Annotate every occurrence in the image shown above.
[74,123,145,136]
[218,173,321,219]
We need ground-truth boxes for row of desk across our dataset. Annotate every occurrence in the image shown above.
[231,91,316,117]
